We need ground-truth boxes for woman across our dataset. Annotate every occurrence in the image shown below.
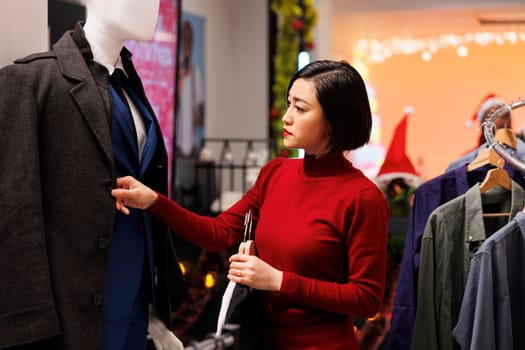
[112,60,389,349]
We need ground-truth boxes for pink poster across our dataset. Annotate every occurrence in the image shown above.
[126,0,179,196]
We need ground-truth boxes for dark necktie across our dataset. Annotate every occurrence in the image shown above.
[110,68,131,108]
[109,68,138,149]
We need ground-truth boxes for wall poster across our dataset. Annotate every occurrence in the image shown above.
[126,0,180,196]
[174,11,206,207]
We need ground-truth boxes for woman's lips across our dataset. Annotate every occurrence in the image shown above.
[283,128,292,137]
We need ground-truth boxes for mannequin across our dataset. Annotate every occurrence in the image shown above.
[85,1,183,349]
[0,0,184,349]
[83,0,160,162]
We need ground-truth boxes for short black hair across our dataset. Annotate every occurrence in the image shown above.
[287,60,372,153]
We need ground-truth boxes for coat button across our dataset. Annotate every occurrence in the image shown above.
[92,293,103,306]
[105,179,115,191]
[98,238,110,250]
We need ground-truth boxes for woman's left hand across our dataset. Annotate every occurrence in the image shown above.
[227,254,283,291]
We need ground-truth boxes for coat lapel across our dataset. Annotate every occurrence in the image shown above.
[53,25,114,168]
[109,86,139,159]
[124,88,157,177]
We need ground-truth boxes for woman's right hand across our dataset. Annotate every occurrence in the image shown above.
[111,176,159,215]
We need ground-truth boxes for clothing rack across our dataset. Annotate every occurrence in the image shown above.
[192,138,272,213]
[199,138,270,192]
[389,101,525,349]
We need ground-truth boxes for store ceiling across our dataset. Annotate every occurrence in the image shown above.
[331,3,525,58]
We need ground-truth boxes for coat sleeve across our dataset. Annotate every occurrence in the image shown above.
[0,64,61,347]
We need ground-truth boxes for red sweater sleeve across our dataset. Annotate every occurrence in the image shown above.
[148,193,245,251]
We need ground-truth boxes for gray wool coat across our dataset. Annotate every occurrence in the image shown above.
[0,23,184,349]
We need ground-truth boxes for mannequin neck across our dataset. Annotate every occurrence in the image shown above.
[83,19,125,74]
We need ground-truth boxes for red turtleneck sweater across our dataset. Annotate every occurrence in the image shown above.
[149,154,389,349]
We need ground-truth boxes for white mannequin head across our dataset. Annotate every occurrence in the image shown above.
[82,0,160,69]
[84,0,159,42]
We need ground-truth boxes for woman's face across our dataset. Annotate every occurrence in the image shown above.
[282,78,330,156]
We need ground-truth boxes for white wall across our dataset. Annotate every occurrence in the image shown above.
[0,0,48,68]
[313,0,332,60]
[182,0,268,142]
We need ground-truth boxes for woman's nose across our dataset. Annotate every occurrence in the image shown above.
[282,108,292,124]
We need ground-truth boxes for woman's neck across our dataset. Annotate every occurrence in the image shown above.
[302,152,350,177]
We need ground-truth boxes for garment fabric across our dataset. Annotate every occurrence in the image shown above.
[110,67,148,160]
[0,22,183,349]
[452,211,525,350]
[149,154,390,350]
[388,164,525,349]
[100,63,160,349]
[411,182,525,350]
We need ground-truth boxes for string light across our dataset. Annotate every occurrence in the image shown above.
[456,45,469,57]
[204,272,216,288]
[179,261,187,275]
[355,31,525,63]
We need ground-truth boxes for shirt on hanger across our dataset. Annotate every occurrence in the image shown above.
[452,211,525,350]
[411,181,525,350]
[388,164,525,350]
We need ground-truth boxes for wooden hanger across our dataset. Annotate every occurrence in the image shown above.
[492,127,517,149]
[467,128,517,172]
[479,166,511,193]
[467,147,503,172]
[467,128,515,217]
[478,130,513,193]
[478,164,512,217]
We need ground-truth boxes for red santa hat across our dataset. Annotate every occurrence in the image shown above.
[375,106,421,190]
[465,93,505,128]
